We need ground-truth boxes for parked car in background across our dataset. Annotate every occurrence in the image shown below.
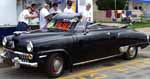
[0,14,149,78]
[130,14,142,23]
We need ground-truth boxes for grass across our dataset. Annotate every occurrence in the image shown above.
[100,21,150,29]
[97,21,150,29]
[128,22,150,29]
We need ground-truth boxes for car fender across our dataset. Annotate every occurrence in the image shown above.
[38,49,73,71]
[118,32,147,40]
[117,32,148,47]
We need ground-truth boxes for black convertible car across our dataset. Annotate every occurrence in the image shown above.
[1,14,149,78]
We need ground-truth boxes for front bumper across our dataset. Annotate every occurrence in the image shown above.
[0,49,38,68]
[12,57,38,68]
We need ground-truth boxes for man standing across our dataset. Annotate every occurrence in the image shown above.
[49,3,62,14]
[40,4,50,31]
[17,5,37,31]
[64,0,74,14]
[82,3,93,23]
[31,3,39,17]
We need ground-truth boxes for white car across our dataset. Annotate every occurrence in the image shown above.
[130,15,142,23]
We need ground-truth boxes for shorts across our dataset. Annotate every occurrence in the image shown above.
[16,22,28,31]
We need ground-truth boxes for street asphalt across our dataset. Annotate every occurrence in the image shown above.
[0,28,149,79]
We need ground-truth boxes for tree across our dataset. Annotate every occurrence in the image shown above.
[96,0,127,10]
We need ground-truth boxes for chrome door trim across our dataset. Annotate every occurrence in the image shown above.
[73,54,122,66]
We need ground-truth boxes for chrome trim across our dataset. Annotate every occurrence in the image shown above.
[4,49,31,56]
[0,49,37,68]
[2,48,33,60]
[14,51,28,56]
[147,35,149,43]
[73,54,122,66]
[39,55,47,58]
[39,49,67,54]
[2,37,7,46]
[0,51,7,58]
[12,57,38,68]
[119,46,129,53]
[107,32,111,35]
[27,41,33,52]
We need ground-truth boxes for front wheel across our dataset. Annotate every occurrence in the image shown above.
[123,46,138,60]
[46,53,64,78]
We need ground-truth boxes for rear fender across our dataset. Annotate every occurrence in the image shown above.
[118,32,148,48]
[118,32,147,42]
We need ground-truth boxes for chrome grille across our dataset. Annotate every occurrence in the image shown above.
[4,49,30,61]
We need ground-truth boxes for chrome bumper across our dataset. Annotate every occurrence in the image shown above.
[147,35,150,44]
[0,51,38,68]
[12,57,38,68]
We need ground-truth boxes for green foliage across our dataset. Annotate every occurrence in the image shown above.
[129,22,150,29]
[96,0,127,10]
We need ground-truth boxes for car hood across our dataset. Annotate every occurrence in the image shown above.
[13,31,73,44]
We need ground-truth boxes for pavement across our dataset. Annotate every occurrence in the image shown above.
[0,27,149,79]
[60,58,150,79]
[136,27,150,35]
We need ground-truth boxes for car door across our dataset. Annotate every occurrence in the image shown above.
[107,29,123,56]
[71,30,111,63]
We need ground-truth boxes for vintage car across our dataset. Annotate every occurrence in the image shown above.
[1,14,149,78]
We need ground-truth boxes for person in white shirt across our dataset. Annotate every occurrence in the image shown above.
[49,3,62,14]
[64,1,74,14]
[40,4,50,31]
[29,4,39,26]
[82,3,93,23]
[31,3,39,17]
[17,5,38,31]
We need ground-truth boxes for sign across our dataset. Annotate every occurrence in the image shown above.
[72,0,77,13]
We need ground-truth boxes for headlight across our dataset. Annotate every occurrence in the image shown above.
[28,54,33,60]
[27,41,33,52]
[2,37,7,46]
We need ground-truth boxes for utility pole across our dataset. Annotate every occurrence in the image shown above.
[115,0,116,10]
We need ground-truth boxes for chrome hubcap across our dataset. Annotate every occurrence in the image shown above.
[52,57,63,74]
[128,47,136,58]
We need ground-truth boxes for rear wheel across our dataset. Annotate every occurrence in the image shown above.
[46,53,64,78]
[123,46,138,60]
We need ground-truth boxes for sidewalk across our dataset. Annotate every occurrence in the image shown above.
[136,27,150,35]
